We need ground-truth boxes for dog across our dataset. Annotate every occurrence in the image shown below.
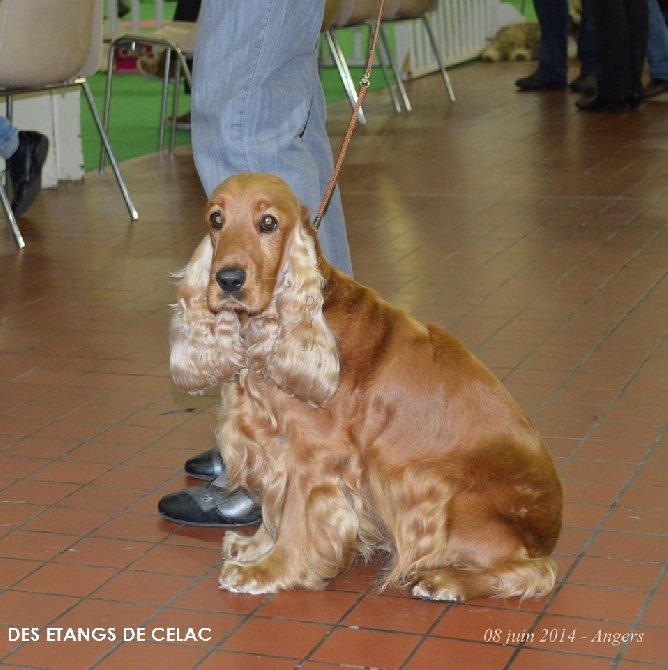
[170,173,563,601]
[481,0,581,62]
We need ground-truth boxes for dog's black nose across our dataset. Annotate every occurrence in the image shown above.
[216,267,247,294]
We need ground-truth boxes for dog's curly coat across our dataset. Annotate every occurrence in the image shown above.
[170,173,563,601]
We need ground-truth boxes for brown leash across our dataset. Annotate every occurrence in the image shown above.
[312,0,386,230]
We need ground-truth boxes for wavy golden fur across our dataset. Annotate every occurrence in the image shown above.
[170,173,563,601]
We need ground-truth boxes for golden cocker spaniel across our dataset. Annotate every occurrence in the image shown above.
[170,173,563,601]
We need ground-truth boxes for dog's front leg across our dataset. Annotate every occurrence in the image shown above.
[218,477,360,594]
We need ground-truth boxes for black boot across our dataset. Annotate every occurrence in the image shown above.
[7,131,49,216]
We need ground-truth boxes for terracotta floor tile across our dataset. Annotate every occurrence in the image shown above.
[91,570,194,605]
[5,637,117,670]
[92,513,174,543]
[342,594,444,634]
[256,590,360,624]
[129,543,221,576]
[51,598,157,630]
[0,557,42,589]
[603,506,668,534]
[641,592,668,628]
[26,459,112,484]
[197,650,297,669]
[146,607,242,646]
[588,531,668,562]
[404,637,514,670]
[547,584,646,622]
[15,562,116,597]
[173,577,268,615]
[310,625,420,668]
[0,530,77,561]
[619,625,668,664]
[224,617,332,659]
[1,479,80,506]
[510,648,617,670]
[567,556,662,592]
[54,537,155,568]
[0,590,80,626]
[94,641,208,670]
[59,484,147,511]
[432,605,539,642]
[21,506,110,535]
[0,501,47,528]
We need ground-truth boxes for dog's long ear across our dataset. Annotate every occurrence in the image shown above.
[169,235,246,393]
[250,213,339,407]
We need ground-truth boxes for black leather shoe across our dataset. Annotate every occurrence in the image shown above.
[158,482,262,527]
[7,131,49,216]
[515,71,567,92]
[184,448,225,480]
[569,74,596,96]
[576,95,631,113]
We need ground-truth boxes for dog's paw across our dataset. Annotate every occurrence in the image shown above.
[218,561,278,595]
[222,530,272,562]
[412,580,463,602]
[410,571,466,602]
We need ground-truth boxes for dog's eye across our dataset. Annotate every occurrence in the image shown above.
[209,211,224,230]
[259,214,278,234]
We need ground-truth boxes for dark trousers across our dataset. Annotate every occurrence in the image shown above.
[535,0,597,82]
[591,0,649,98]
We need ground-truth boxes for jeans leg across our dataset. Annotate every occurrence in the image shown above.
[534,0,569,83]
[191,0,352,275]
[647,0,668,80]
[626,0,649,96]
[577,0,597,77]
[0,117,19,160]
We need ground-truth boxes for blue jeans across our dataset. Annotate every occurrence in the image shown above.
[190,0,353,275]
[647,0,668,80]
[0,116,19,160]
[535,0,596,82]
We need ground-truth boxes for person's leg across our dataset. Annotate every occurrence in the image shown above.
[644,0,668,96]
[590,0,631,99]
[191,0,352,274]
[577,0,597,77]
[173,0,200,22]
[534,0,569,83]
[516,0,569,90]
[625,0,649,98]
[0,116,19,160]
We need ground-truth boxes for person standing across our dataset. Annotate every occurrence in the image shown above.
[577,0,649,111]
[516,0,597,94]
[158,0,353,526]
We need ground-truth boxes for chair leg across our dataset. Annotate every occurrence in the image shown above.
[100,41,117,172]
[325,30,367,125]
[81,80,139,221]
[169,62,181,155]
[1,181,25,249]
[158,50,172,152]
[423,16,455,102]
[377,22,411,113]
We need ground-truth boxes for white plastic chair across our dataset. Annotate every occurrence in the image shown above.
[102,20,198,157]
[0,0,138,249]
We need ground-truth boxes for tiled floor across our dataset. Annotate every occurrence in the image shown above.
[1,60,667,669]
